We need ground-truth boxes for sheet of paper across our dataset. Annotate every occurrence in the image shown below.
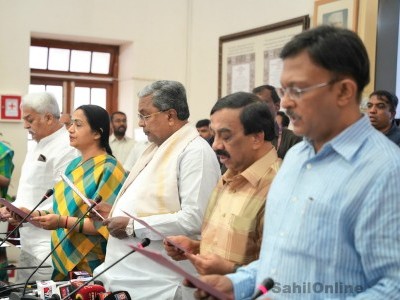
[121,209,187,253]
[0,198,41,227]
[61,174,104,220]
[129,245,228,300]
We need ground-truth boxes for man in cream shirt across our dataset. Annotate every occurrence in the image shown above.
[0,92,77,282]
[94,80,220,299]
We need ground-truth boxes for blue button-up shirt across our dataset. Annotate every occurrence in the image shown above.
[228,115,400,299]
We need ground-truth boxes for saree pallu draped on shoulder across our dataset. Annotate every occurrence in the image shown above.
[51,154,126,280]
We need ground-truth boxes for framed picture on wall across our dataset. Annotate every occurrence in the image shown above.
[0,95,22,121]
[218,15,310,98]
[314,0,359,32]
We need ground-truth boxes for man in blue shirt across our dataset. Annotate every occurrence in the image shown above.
[194,25,400,299]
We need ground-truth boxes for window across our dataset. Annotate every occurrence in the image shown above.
[29,38,119,114]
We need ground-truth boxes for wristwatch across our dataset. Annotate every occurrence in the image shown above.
[125,218,135,237]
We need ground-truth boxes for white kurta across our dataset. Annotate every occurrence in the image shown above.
[14,126,78,282]
[95,125,220,300]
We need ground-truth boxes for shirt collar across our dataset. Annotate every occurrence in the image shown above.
[302,114,372,162]
[222,147,279,187]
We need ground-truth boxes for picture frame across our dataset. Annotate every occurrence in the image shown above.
[218,15,310,98]
[313,0,359,31]
[0,95,22,122]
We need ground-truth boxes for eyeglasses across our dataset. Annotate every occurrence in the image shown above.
[277,80,337,100]
[137,110,167,121]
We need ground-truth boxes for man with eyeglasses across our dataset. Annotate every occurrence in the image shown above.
[193,26,400,299]
[367,90,400,146]
[0,92,78,282]
[93,80,221,299]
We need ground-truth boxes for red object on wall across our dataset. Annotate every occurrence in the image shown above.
[0,95,22,121]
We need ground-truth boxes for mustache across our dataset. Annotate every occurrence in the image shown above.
[286,109,299,120]
[215,149,230,158]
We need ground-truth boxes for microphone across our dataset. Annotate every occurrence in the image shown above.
[61,238,151,300]
[0,265,52,271]
[0,189,54,247]
[12,195,103,299]
[251,278,274,300]
[74,284,106,300]
[0,282,36,297]
[101,291,131,300]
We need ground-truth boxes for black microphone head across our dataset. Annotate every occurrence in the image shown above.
[262,278,274,290]
[50,294,61,300]
[93,280,103,287]
[140,238,151,248]
[94,195,102,203]
[45,189,54,198]
[103,291,131,300]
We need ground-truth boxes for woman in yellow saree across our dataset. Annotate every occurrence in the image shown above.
[31,105,127,280]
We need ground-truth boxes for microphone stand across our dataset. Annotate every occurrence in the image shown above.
[12,196,103,300]
[61,238,151,300]
[0,282,36,297]
[0,189,54,248]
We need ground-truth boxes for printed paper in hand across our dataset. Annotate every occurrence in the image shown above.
[0,198,41,227]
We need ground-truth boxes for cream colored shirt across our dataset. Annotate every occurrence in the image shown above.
[109,134,135,164]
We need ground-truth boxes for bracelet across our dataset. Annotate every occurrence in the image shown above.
[78,219,84,233]
[64,216,69,229]
[57,215,61,229]
[37,210,42,216]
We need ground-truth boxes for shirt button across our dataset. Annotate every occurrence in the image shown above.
[271,268,277,275]
[306,163,312,169]
[280,231,285,237]
[291,196,298,202]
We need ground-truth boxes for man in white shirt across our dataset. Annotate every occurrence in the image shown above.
[0,92,77,282]
[94,80,221,299]
[109,111,135,165]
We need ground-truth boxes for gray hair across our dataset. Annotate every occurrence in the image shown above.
[138,80,190,120]
[21,92,60,118]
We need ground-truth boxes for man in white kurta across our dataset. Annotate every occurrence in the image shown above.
[0,92,77,282]
[94,81,220,299]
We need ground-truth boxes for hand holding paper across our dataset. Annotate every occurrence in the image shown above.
[0,198,41,227]
[121,209,187,253]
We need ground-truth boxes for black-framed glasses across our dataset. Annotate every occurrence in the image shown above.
[137,110,168,122]
[277,79,337,100]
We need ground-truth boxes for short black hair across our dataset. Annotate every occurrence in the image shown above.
[369,90,399,113]
[280,25,370,101]
[110,111,126,121]
[196,119,210,128]
[252,85,281,104]
[210,92,275,141]
[277,111,290,128]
